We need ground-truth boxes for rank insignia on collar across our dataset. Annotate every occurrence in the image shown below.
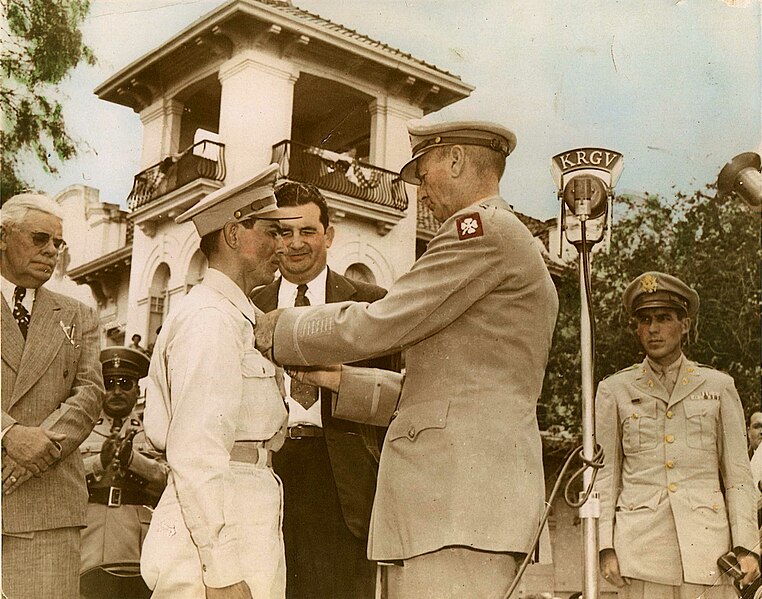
[640,274,658,293]
[456,213,483,240]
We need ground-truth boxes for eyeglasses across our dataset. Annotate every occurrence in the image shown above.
[104,376,136,391]
[28,230,67,251]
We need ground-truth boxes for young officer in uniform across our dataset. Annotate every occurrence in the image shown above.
[595,271,760,599]
[80,346,168,575]
[140,164,293,599]
[255,120,559,599]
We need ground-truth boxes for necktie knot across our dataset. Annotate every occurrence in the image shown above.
[13,286,26,303]
[294,284,310,307]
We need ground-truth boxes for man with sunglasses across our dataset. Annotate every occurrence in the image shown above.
[140,164,294,599]
[1,193,104,599]
[79,346,168,583]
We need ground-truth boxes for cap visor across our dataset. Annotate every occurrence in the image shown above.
[399,158,421,185]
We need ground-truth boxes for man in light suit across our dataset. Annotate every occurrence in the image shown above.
[595,271,760,598]
[1,193,104,598]
[251,181,395,599]
[255,120,559,598]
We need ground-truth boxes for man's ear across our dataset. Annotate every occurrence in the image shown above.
[222,221,239,249]
[680,316,691,337]
[324,225,335,248]
[449,145,466,177]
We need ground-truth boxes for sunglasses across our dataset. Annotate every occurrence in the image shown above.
[28,230,67,251]
[104,376,136,391]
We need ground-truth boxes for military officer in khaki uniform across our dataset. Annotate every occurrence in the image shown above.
[256,120,559,599]
[595,272,760,599]
[80,347,168,577]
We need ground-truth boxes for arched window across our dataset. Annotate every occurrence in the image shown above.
[344,263,375,285]
[148,263,171,349]
[185,249,208,292]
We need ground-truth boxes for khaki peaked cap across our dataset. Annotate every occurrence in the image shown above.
[623,271,699,318]
[400,119,517,184]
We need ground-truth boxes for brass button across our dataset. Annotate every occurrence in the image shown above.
[647,380,654,388]
[712,503,719,511]
[687,367,694,373]
[665,434,674,443]
[407,426,416,439]
[665,460,675,469]
[682,378,689,385]
[390,410,399,421]
[668,483,678,493]
[666,410,674,419]
[632,413,639,420]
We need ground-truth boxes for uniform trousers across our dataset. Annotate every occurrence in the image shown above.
[140,461,285,599]
[2,527,80,599]
[620,578,738,599]
[383,546,521,599]
[80,502,152,572]
[274,435,376,599]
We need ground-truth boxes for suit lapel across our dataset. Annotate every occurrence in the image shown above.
[250,279,280,312]
[11,288,68,407]
[668,358,705,407]
[631,358,671,404]
[325,268,357,304]
[1,296,25,374]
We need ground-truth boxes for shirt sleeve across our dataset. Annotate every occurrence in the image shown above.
[274,206,544,366]
[164,306,247,588]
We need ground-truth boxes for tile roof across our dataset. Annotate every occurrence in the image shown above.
[259,0,462,81]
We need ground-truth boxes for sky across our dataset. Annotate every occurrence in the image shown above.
[18,0,762,221]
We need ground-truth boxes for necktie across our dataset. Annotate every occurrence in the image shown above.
[13,286,30,339]
[656,367,675,395]
[290,284,319,409]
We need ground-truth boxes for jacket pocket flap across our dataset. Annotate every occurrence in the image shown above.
[688,489,724,512]
[616,488,662,511]
[683,400,717,418]
[387,400,450,442]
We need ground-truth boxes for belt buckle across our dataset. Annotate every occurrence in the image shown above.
[288,426,303,440]
[108,487,122,507]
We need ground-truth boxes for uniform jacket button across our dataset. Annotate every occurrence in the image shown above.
[665,434,674,443]
[390,410,399,421]
[666,410,674,419]
[665,460,675,469]
[407,425,416,439]
[668,483,678,493]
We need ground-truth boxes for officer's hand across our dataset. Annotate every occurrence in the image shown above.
[205,581,253,599]
[116,436,134,469]
[2,456,33,495]
[100,437,118,469]
[2,425,64,474]
[286,365,342,392]
[738,552,760,589]
[254,309,283,361]
[600,549,628,587]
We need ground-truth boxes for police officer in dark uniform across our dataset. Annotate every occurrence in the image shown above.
[79,347,168,597]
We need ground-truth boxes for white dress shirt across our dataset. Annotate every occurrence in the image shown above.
[1,274,35,315]
[276,267,328,428]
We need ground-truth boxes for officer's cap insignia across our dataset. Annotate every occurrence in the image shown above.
[456,213,483,241]
[640,274,658,293]
[112,356,121,368]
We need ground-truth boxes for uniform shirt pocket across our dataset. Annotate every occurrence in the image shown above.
[620,399,658,454]
[387,400,450,443]
[238,350,286,440]
[684,400,719,451]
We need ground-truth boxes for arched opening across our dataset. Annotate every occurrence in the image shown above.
[148,263,171,350]
[185,249,208,292]
[344,263,376,285]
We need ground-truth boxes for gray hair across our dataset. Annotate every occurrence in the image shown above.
[1,193,64,228]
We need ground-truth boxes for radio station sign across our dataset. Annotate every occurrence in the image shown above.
[551,147,624,189]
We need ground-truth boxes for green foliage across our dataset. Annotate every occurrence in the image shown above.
[1,0,94,199]
[539,190,761,435]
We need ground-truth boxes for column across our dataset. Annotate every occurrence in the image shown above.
[218,49,298,183]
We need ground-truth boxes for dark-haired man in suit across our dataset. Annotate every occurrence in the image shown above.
[1,192,104,599]
[251,181,395,599]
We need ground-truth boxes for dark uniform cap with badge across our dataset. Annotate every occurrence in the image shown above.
[175,163,298,237]
[100,347,150,380]
[622,271,699,318]
[399,119,518,185]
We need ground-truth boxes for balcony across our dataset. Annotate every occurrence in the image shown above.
[271,140,408,213]
[127,140,226,211]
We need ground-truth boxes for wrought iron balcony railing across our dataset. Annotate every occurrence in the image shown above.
[271,140,408,212]
[127,140,226,211]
